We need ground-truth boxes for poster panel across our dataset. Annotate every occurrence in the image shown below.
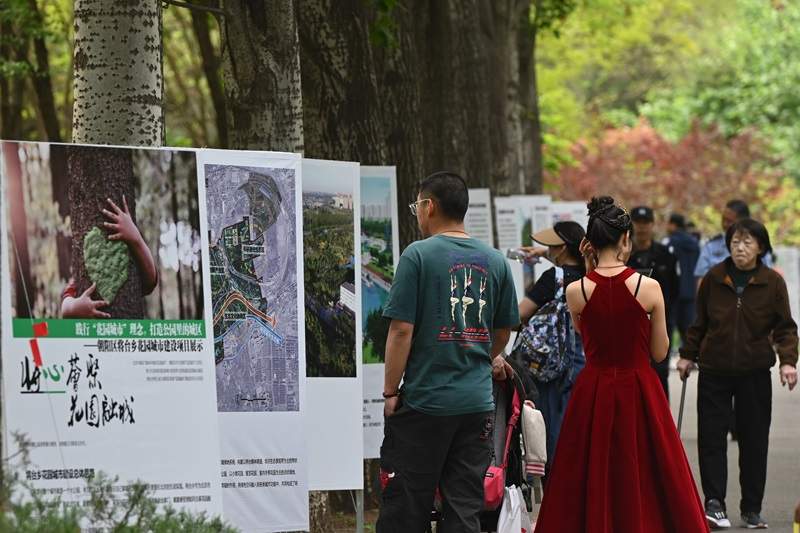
[198,149,307,532]
[0,141,223,519]
[360,166,399,459]
[775,246,800,321]
[464,188,494,247]
[493,196,525,300]
[514,195,552,289]
[550,200,589,231]
[302,159,363,490]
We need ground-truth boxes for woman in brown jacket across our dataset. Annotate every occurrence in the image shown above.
[678,218,798,530]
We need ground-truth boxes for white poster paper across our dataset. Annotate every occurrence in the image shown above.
[465,188,494,246]
[199,149,307,532]
[514,195,552,291]
[360,166,399,459]
[493,196,524,300]
[550,201,589,231]
[775,246,800,321]
[1,141,223,520]
[302,159,363,490]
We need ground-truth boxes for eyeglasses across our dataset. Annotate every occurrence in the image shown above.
[408,198,431,216]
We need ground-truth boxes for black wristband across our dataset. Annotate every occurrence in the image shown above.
[382,391,399,399]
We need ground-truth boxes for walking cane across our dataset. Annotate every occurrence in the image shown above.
[677,373,688,436]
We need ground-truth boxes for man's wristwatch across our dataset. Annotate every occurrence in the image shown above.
[382,391,399,399]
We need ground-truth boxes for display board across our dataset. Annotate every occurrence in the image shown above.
[302,158,364,490]
[199,149,308,532]
[464,188,494,246]
[775,246,800,322]
[1,141,223,520]
[493,196,525,300]
[359,166,399,459]
[550,200,589,231]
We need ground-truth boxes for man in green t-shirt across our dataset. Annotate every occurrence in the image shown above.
[376,172,519,533]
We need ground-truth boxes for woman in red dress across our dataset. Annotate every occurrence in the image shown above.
[534,196,708,533]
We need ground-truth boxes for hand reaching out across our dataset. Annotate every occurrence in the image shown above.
[62,282,111,319]
[100,195,159,295]
[102,196,140,244]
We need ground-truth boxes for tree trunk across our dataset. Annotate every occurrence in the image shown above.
[50,145,72,280]
[67,146,144,318]
[297,0,387,163]
[4,142,35,318]
[220,0,304,151]
[189,0,228,148]
[522,0,543,193]
[71,0,164,146]
[0,17,27,140]
[27,0,62,142]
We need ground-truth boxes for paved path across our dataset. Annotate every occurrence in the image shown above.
[669,365,799,531]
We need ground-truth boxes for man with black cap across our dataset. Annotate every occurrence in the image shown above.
[627,205,679,398]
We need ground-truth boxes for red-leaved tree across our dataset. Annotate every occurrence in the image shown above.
[545,120,800,244]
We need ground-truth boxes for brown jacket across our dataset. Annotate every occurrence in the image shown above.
[680,259,799,374]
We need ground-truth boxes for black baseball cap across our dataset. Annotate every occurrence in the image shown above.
[631,206,654,223]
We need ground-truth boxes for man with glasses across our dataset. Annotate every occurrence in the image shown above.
[377,171,519,533]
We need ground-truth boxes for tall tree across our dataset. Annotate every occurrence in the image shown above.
[68,0,164,317]
[220,0,303,151]
[71,0,163,145]
[188,0,228,148]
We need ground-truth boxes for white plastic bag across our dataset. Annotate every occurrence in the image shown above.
[518,486,533,533]
[497,485,522,533]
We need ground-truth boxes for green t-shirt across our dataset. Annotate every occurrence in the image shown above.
[383,235,520,415]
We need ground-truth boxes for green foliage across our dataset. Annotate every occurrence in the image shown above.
[536,0,728,170]
[83,226,130,303]
[1,435,238,532]
[364,307,389,363]
[303,205,357,378]
[642,0,800,178]
[367,0,399,48]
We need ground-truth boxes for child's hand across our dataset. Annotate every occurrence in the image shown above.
[62,283,111,319]
[102,196,141,244]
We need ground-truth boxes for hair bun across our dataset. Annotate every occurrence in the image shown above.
[587,196,615,217]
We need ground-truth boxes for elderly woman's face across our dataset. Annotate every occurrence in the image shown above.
[729,230,762,270]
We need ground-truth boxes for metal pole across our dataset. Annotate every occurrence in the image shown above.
[355,489,365,533]
[677,375,688,435]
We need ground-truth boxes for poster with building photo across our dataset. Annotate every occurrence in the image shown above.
[360,166,399,459]
[302,158,363,490]
[199,149,307,532]
[1,141,222,520]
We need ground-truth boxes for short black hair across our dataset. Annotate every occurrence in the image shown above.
[418,171,469,221]
[669,213,686,229]
[554,221,586,262]
[725,218,772,260]
[725,199,750,219]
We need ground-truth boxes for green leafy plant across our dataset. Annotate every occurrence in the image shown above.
[83,226,130,303]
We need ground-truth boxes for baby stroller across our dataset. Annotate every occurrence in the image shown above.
[427,360,534,532]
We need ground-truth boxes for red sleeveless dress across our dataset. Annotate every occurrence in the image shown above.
[534,268,708,533]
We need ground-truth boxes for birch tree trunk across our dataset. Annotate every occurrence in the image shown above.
[221,0,304,152]
[71,0,164,146]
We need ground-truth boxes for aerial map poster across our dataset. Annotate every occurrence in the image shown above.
[198,150,308,532]
[302,159,364,491]
[0,141,223,522]
[359,167,399,459]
